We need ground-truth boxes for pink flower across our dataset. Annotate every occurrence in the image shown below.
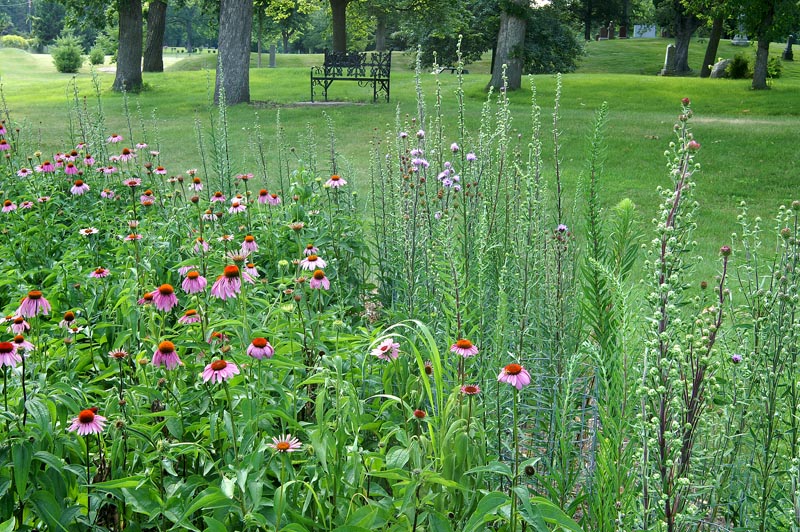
[101,189,115,200]
[497,363,531,390]
[210,265,248,300]
[325,175,347,188]
[136,143,148,150]
[244,262,259,278]
[309,269,330,290]
[12,334,34,353]
[107,134,123,143]
[194,238,210,253]
[2,200,17,213]
[9,316,30,334]
[247,337,275,360]
[257,189,268,204]
[64,162,78,175]
[152,341,182,369]
[267,193,281,206]
[19,201,33,210]
[460,384,481,395]
[178,264,199,276]
[201,359,240,384]
[190,177,203,191]
[0,342,21,368]
[83,155,95,166]
[102,166,118,175]
[268,434,302,452]
[153,166,167,175]
[182,271,207,294]
[178,309,201,324]
[90,267,110,278]
[124,178,141,188]
[37,160,55,173]
[67,408,107,435]
[241,235,258,253]
[466,152,477,162]
[70,179,90,196]
[304,243,319,256]
[119,148,135,162]
[125,233,143,241]
[18,290,51,318]
[16,168,32,178]
[138,292,153,305]
[80,227,99,236]
[210,191,226,203]
[371,338,400,361]
[450,339,478,358]
[686,140,701,151]
[228,201,246,214]
[152,284,179,312]
[300,254,326,271]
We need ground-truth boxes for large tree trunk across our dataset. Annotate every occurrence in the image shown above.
[672,5,701,75]
[752,38,771,90]
[752,7,775,90]
[584,0,592,41]
[257,9,263,67]
[143,0,167,72]
[375,12,387,51]
[282,31,290,53]
[215,0,253,105]
[113,0,143,92]
[330,0,349,52]
[185,15,193,53]
[488,0,527,90]
[700,15,723,78]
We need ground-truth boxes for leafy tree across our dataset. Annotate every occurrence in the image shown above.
[31,1,67,48]
[329,0,349,52]
[489,0,528,90]
[739,0,800,89]
[655,0,702,74]
[256,0,316,53]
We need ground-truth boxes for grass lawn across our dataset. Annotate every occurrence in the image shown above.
[1,38,799,275]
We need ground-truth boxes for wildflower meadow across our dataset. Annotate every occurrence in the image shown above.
[0,57,799,532]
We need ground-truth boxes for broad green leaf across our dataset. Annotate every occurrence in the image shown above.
[463,491,509,532]
[0,516,15,532]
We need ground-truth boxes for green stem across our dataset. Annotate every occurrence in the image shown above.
[223,382,239,461]
[511,388,519,532]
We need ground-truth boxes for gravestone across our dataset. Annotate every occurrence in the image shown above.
[732,17,749,46]
[660,44,676,76]
[608,21,616,39]
[710,59,731,78]
[783,34,795,61]
[634,24,656,38]
[269,44,276,68]
[599,27,609,40]
[619,25,628,39]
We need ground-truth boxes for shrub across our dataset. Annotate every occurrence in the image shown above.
[768,55,782,79]
[0,35,30,50]
[51,34,84,73]
[726,54,751,79]
[88,46,105,65]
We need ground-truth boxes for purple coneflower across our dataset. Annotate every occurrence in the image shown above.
[10,316,30,334]
[497,363,532,390]
[152,341,182,369]
[107,133,123,143]
[124,178,141,188]
[267,193,281,206]
[228,201,246,214]
[2,200,17,213]
[241,235,258,253]
[209,331,229,344]
[138,292,153,305]
[325,175,347,188]
[460,384,481,395]
[304,244,319,256]
[300,254,326,271]
[182,271,207,294]
[17,168,32,178]
[178,264,198,276]
[90,267,110,278]
[67,408,107,435]
[119,148,135,162]
[244,262,259,278]
[136,142,148,150]
[125,233,143,241]
[211,191,226,203]
[101,189,115,200]
[12,334,34,353]
[71,179,90,196]
[59,311,76,329]
[247,337,275,360]
[109,349,128,360]
[190,177,203,191]
[64,162,78,175]
[83,154,95,166]
[371,338,400,361]
[36,161,55,173]
[102,166,117,175]
[153,166,167,175]
[0,342,21,368]
[80,227,99,236]
[450,339,478,358]
[211,265,249,300]
[152,284,178,312]
[18,290,51,318]
[140,190,154,203]
[178,309,201,324]
[269,434,302,453]
[257,189,268,204]
[194,237,209,253]
[20,201,33,210]
[309,269,330,290]
[201,359,240,384]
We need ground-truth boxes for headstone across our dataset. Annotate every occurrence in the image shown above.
[599,27,609,40]
[710,59,732,78]
[619,25,628,39]
[608,21,616,39]
[634,24,656,38]
[660,44,676,76]
[731,17,749,46]
[783,34,795,61]
[269,44,277,68]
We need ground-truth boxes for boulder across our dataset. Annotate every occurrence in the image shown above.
[710,59,732,78]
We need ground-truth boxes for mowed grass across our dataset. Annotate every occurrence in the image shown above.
[1,39,799,273]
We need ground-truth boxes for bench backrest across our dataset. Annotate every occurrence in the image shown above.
[321,51,391,78]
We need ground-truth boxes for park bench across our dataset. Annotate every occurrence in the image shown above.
[310,51,392,103]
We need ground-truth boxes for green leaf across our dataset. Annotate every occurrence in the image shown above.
[29,491,68,532]
[91,476,147,490]
[463,491,509,532]
[203,516,228,532]
[426,509,454,532]
[180,487,233,521]
[0,516,15,532]
[530,497,583,532]
[464,461,512,479]
[12,441,31,500]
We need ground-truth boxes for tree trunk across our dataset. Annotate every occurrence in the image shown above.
[752,38,771,90]
[672,5,701,75]
[143,0,167,72]
[330,0,349,52]
[257,9,263,67]
[584,0,592,41]
[700,15,723,78]
[185,16,193,53]
[375,12,387,51]
[113,0,143,92]
[752,7,775,90]
[215,0,253,105]
[282,31,289,53]
[488,0,527,90]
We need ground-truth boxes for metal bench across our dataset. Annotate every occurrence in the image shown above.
[310,50,392,103]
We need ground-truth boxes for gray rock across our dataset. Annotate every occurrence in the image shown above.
[710,59,732,78]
